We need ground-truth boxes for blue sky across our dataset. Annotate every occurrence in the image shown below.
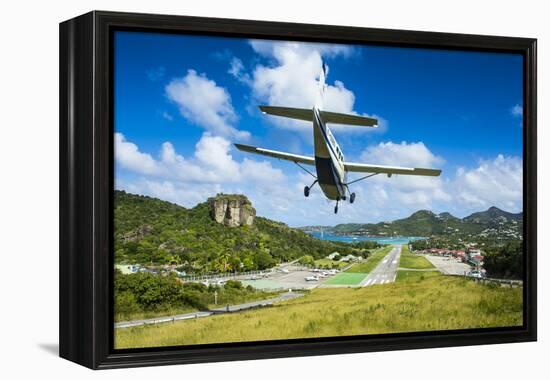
[114,31,523,227]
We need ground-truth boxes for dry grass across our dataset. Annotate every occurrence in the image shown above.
[115,276,523,349]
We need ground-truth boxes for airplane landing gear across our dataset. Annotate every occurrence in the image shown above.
[334,200,339,214]
[350,192,356,204]
[304,180,318,197]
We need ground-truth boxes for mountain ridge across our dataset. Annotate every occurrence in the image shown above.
[299,206,523,237]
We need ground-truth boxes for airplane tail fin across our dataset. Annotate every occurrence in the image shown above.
[259,105,378,127]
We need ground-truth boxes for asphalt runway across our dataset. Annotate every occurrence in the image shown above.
[360,245,402,286]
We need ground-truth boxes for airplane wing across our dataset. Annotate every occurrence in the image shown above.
[259,106,312,122]
[344,162,441,176]
[235,144,315,166]
[320,111,378,127]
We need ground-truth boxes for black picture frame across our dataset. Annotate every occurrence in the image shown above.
[59,10,537,369]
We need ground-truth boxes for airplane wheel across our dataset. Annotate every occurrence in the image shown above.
[304,186,310,197]
[334,204,338,214]
[350,192,356,204]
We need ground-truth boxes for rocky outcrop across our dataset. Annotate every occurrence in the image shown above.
[121,224,153,243]
[208,194,256,227]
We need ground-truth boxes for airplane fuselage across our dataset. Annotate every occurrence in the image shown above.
[312,107,347,200]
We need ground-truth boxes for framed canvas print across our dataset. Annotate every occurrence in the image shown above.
[59,11,537,369]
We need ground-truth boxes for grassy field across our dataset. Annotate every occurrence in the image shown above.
[396,270,441,282]
[323,272,367,285]
[314,258,349,269]
[115,276,522,349]
[345,246,393,273]
[399,245,435,269]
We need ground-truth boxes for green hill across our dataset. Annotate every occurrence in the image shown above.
[307,207,523,238]
[463,206,523,224]
[114,191,363,273]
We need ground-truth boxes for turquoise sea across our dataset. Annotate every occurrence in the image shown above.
[307,231,426,245]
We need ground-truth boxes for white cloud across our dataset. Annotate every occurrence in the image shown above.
[356,141,449,210]
[165,69,250,139]
[511,104,523,117]
[116,132,242,183]
[241,158,286,184]
[228,57,250,85]
[119,178,224,209]
[360,141,444,168]
[247,41,380,134]
[194,134,241,180]
[116,134,303,215]
[356,142,522,215]
[116,132,289,203]
[453,154,522,212]
[115,133,161,176]
[249,40,354,60]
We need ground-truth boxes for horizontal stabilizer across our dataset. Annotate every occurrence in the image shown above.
[234,143,315,166]
[320,111,378,127]
[259,106,312,122]
[259,105,378,127]
[344,162,441,177]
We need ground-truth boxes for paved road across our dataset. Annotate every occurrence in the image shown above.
[360,245,402,286]
[115,291,304,329]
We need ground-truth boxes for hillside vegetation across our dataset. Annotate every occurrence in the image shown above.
[115,276,522,348]
[114,191,368,273]
[114,271,272,322]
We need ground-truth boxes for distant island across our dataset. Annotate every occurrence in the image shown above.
[298,207,523,241]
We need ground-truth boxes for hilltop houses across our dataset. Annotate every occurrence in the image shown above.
[416,246,484,267]
[466,248,484,267]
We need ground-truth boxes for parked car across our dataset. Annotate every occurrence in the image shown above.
[467,270,485,279]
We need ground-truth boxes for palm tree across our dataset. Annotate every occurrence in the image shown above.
[215,250,232,273]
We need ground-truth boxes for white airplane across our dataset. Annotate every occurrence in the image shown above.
[305,275,319,282]
[235,62,442,214]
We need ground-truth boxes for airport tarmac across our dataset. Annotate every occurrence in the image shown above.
[424,254,472,275]
[241,269,322,290]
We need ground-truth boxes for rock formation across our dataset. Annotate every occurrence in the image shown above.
[208,194,256,227]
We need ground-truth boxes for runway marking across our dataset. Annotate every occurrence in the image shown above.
[365,279,373,286]
[392,260,397,264]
